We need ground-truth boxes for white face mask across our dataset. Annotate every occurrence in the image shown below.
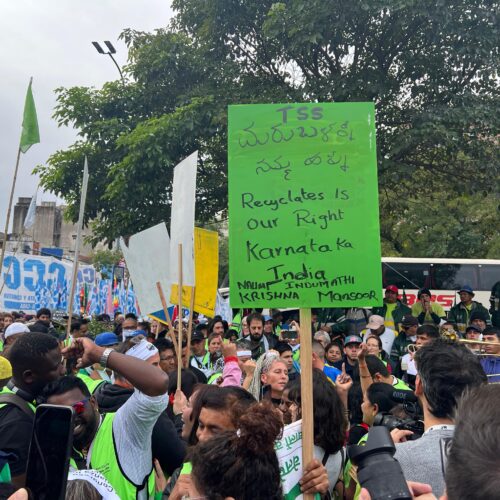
[122,329,135,341]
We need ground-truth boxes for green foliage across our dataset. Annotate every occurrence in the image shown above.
[85,318,114,338]
[91,249,123,278]
[37,0,499,257]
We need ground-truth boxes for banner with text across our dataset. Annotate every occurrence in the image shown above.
[0,252,95,314]
[228,103,382,308]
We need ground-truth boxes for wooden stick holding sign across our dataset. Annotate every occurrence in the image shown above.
[176,243,184,390]
[299,308,314,500]
[185,286,196,368]
[156,281,176,352]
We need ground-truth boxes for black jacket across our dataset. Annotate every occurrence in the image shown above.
[95,383,186,475]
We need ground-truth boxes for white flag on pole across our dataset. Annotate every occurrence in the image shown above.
[23,188,38,230]
[169,151,197,287]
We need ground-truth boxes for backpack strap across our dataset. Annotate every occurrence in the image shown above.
[0,393,34,417]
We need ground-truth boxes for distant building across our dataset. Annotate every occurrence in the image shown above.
[8,197,94,259]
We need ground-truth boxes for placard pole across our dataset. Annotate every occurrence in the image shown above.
[186,286,196,368]
[156,282,173,331]
[299,307,314,500]
[176,243,183,390]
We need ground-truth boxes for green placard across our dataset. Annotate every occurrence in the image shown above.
[228,103,382,308]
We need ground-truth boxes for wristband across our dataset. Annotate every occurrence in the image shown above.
[99,348,113,368]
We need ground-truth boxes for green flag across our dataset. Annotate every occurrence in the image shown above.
[19,78,40,153]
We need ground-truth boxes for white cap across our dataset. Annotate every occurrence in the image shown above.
[5,322,30,339]
[366,315,385,329]
[68,470,120,499]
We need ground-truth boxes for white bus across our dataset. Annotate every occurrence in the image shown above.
[382,257,499,311]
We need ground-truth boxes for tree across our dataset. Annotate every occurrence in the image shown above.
[91,248,123,279]
[37,0,499,257]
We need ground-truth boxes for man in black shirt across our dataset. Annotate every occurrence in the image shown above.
[0,333,64,486]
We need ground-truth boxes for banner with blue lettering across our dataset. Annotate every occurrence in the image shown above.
[1,252,142,316]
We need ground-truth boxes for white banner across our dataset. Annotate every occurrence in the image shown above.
[121,222,171,318]
[169,151,197,287]
[275,419,304,500]
[0,252,95,314]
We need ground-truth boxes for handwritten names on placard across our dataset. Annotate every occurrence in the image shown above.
[228,103,382,308]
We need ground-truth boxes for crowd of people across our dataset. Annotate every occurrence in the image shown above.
[0,282,498,499]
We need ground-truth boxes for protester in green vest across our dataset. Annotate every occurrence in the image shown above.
[40,337,169,500]
[448,285,491,335]
[0,333,64,487]
[362,353,411,391]
[371,285,411,332]
[189,331,212,378]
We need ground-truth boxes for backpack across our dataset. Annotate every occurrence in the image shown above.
[0,393,34,417]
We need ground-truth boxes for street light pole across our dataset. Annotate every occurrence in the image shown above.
[92,41,124,83]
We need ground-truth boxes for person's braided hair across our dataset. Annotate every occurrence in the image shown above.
[190,401,283,500]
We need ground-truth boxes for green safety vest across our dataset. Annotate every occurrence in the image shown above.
[392,377,411,391]
[0,386,36,413]
[292,348,300,362]
[207,372,222,385]
[180,461,192,475]
[90,413,155,499]
[77,370,106,395]
[344,433,368,500]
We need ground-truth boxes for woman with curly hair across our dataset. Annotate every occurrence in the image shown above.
[190,401,284,500]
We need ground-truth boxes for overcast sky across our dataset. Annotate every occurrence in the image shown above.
[0,0,173,232]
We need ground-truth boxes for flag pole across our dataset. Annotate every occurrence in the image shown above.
[0,147,22,289]
[1,77,39,299]
[66,158,90,340]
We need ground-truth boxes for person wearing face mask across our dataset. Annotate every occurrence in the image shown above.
[40,337,169,500]
[118,315,138,341]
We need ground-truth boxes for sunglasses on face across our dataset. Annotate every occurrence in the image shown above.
[72,397,91,415]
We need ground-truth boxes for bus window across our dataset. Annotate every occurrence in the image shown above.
[382,263,431,290]
[478,265,500,291]
[432,264,478,290]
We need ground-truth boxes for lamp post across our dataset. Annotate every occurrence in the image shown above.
[91,41,124,252]
[92,41,124,83]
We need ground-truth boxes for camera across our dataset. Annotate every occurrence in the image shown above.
[348,426,412,500]
[373,413,424,440]
[373,388,424,440]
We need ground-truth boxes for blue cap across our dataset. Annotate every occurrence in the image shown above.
[95,332,119,347]
[459,285,474,295]
[263,315,272,322]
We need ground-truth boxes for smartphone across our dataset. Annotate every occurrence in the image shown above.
[282,331,298,340]
[26,404,75,500]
